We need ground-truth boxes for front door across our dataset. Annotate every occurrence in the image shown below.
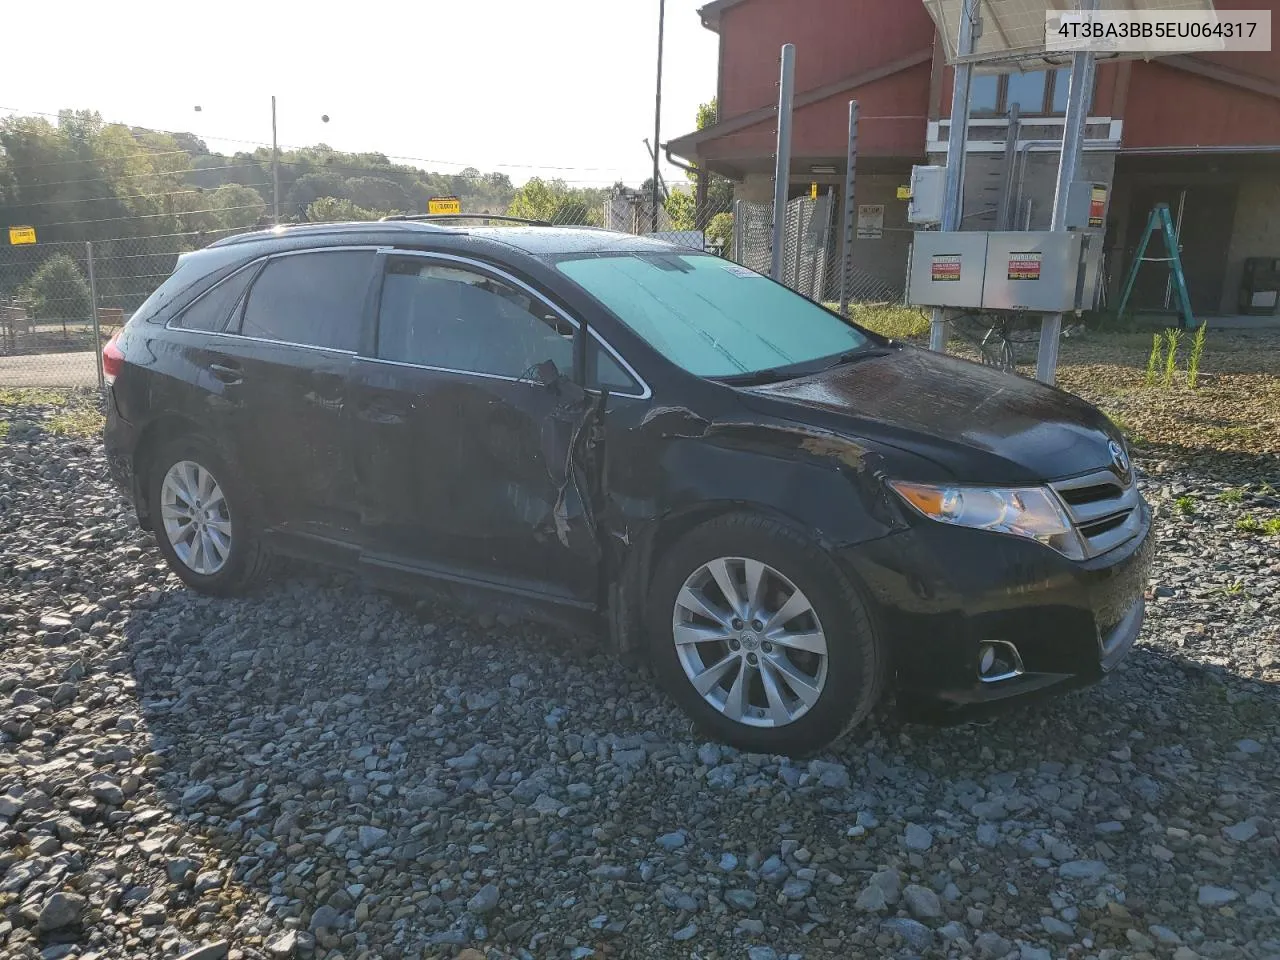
[350,252,600,603]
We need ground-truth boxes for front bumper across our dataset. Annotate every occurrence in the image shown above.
[840,496,1154,722]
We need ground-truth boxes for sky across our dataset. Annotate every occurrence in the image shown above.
[2,0,719,188]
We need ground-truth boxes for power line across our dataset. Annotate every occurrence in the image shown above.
[3,183,273,209]
[32,202,266,229]
[12,161,269,191]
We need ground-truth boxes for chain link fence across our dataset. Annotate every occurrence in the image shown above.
[1,172,907,388]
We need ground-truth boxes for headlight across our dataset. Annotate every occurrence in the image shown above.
[888,481,1086,560]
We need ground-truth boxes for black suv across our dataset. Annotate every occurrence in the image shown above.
[103,219,1153,755]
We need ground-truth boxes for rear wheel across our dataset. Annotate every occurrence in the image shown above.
[147,437,270,595]
[647,513,885,755]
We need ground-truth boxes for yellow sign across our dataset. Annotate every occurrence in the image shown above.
[896,185,912,200]
[809,182,818,200]
[8,225,36,245]
[428,196,461,215]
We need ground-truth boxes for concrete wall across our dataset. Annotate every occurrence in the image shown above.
[1222,175,1280,314]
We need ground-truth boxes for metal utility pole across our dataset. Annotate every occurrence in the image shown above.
[85,241,103,392]
[838,100,860,316]
[652,0,666,234]
[271,95,281,226]
[929,0,980,352]
[1035,0,1099,384]
[770,43,796,282]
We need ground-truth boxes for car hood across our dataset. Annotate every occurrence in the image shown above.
[736,345,1122,484]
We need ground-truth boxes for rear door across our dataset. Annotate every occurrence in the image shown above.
[205,247,377,539]
[349,251,603,603]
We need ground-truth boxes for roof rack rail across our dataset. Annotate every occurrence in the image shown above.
[380,213,551,226]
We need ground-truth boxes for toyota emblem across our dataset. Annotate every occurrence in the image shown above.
[1108,439,1129,476]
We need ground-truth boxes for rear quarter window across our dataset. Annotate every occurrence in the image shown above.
[129,246,258,325]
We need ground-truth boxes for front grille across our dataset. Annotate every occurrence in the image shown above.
[1050,468,1141,559]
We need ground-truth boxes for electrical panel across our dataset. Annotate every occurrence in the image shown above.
[907,165,947,225]
[907,231,989,308]
[982,232,1085,313]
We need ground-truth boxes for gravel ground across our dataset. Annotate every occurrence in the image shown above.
[1,394,1278,960]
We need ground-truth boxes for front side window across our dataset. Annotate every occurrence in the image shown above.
[377,258,574,379]
[237,250,374,350]
[555,253,869,378]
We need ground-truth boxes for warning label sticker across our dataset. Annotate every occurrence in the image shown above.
[1008,252,1042,280]
[931,254,962,282]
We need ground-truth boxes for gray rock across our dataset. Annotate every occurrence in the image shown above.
[38,892,86,931]
[975,931,1013,958]
[939,921,968,942]
[759,854,789,883]
[881,918,933,951]
[781,877,812,900]
[725,888,757,910]
[904,823,933,851]
[1236,738,1264,754]
[855,883,887,912]
[308,904,341,932]
[1040,915,1075,940]
[1197,885,1239,907]
[1149,924,1182,945]
[175,944,230,960]
[736,919,766,936]
[656,831,686,851]
[903,883,943,919]
[671,922,697,941]
[90,781,124,805]
[1020,947,1051,960]
[589,864,628,881]
[358,825,388,849]
[1223,820,1258,842]
[747,948,778,960]
[265,930,298,958]
[1058,859,1108,882]
[468,882,501,914]
[180,783,216,808]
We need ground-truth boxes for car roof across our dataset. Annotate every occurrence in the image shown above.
[207,221,697,258]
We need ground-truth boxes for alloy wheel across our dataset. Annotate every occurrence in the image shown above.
[160,460,232,576]
[672,556,829,728]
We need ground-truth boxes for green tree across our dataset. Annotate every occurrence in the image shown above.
[706,212,734,253]
[22,254,92,327]
[307,197,380,222]
[209,184,267,229]
[507,177,602,225]
[346,176,410,213]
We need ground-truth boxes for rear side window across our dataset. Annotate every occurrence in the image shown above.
[172,263,259,332]
[237,250,374,350]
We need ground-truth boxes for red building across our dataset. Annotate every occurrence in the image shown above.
[666,0,1280,314]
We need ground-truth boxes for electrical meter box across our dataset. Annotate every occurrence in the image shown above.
[982,232,1085,312]
[907,165,946,224]
[907,231,989,308]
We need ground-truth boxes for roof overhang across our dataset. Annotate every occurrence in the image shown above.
[697,0,749,32]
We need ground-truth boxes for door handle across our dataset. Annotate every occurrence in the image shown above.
[208,362,243,385]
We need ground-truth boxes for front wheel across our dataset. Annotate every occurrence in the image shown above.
[647,513,886,755]
[147,436,271,596]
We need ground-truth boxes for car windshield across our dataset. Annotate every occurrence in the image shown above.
[554,252,869,378]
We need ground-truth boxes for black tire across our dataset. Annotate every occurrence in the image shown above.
[146,435,271,596]
[646,512,886,756]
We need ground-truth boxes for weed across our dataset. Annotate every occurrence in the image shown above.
[1266,517,1280,536]
[1173,495,1196,516]
[1101,409,1142,445]
[1161,328,1181,388]
[1217,487,1245,504]
[47,406,104,439]
[1236,515,1264,534]
[1186,321,1208,389]
[1144,333,1161,387]
[845,305,931,340]
[1221,579,1244,596]
[0,420,8,439]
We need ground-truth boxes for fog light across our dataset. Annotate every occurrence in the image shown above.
[978,640,1025,683]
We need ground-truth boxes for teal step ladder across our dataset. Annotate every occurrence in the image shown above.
[1116,203,1195,328]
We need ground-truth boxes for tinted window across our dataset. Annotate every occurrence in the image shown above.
[173,263,259,332]
[378,259,574,379]
[1050,67,1072,113]
[238,250,373,350]
[587,338,640,394]
[556,253,868,378]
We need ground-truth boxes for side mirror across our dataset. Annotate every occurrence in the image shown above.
[533,359,562,389]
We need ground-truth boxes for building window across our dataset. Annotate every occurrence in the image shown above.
[968,68,1084,116]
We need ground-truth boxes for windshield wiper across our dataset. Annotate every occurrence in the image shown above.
[716,368,796,386]
[821,345,894,370]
